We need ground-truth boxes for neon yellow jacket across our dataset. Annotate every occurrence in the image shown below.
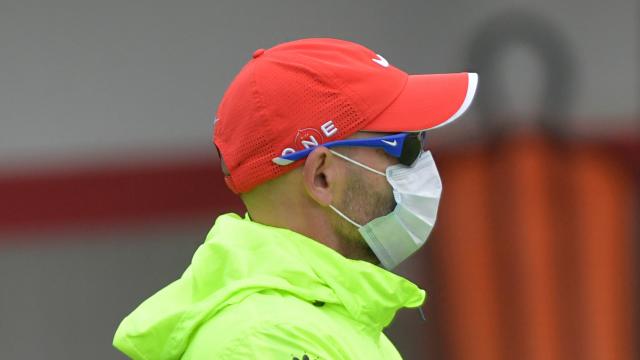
[113,213,426,359]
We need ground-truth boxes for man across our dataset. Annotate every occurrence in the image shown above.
[113,38,477,359]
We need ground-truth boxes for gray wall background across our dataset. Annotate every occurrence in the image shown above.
[1,0,637,164]
[1,0,637,359]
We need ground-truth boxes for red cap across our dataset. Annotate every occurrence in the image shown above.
[214,38,478,193]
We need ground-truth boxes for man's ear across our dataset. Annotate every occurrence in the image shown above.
[302,147,338,206]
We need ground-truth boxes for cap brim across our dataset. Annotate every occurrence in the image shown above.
[363,72,478,132]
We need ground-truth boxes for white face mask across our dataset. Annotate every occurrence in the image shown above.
[329,150,442,269]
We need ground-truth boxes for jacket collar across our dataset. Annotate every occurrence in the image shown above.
[205,213,426,330]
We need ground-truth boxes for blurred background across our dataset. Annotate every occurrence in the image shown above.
[0,0,638,359]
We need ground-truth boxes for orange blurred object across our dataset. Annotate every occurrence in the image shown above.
[431,133,637,360]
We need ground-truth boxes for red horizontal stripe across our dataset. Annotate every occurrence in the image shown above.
[1,126,638,240]
[0,155,244,238]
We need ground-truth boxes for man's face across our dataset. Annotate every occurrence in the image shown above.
[329,132,399,263]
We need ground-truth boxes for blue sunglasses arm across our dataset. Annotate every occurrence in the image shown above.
[272,133,407,165]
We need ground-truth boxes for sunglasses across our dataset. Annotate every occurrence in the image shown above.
[272,132,427,167]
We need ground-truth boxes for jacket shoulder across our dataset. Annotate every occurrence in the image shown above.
[182,291,353,359]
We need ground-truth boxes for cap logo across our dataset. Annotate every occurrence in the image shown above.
[280,120,338,156]
[295,128,323,150]
[372,54,389,68]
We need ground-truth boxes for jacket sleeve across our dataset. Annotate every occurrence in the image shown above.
[182,320,352,360]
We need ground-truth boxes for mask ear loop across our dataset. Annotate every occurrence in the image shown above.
[327,150,384,228]
[328,149,386,176]
[328,205,363,228]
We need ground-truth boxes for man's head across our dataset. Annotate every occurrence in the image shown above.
[239,131,400,264]
[214,38,477,266]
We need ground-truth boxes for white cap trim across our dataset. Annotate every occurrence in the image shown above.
[431,72,478,130]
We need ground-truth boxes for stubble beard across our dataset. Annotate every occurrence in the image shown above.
[330,171,396,264]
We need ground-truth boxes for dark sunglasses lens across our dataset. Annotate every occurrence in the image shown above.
[400,134,422,166]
